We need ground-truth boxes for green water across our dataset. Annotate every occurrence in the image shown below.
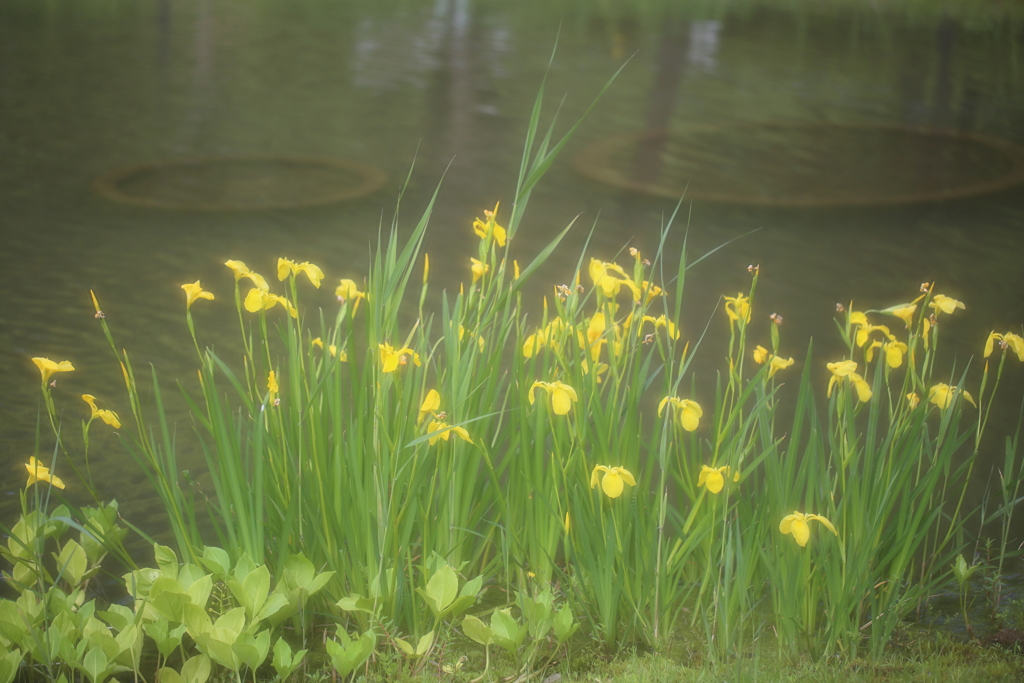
[2,0,1024,542]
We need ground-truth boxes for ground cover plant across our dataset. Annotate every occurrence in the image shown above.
[3,58,1024,682]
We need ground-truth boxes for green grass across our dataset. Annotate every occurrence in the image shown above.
[208,634,1024,683]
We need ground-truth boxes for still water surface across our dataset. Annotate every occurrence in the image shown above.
[2,0,1024,542]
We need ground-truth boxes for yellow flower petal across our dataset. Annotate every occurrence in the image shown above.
[699,465,724,494]
[298,262,324,288]
[753,345,769,365]
[827,360,857,377]
[419,389,440,424]
[602,471,624,498]
[1006,333,1024,362]
[928,383,953,409]
[25,457,65,490]
[680,400,702,432]
[808,514,838,537]
[32,358,75,384]
[930,294,965,315]
[884,342,907,369]
[790,518,810,546]
[851,373,873,403]
[985,331,1000,358]
[181,281,215,310]
[768,356,794,378]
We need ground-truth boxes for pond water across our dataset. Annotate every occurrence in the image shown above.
[2,0,1024,548]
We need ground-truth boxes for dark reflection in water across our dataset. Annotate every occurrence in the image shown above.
[1,0,1023,550]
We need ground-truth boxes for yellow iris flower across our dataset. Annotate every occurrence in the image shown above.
[589,259,641,300]
[244,288,297,318]
[639,281,664,304]
[529,381,578,416]
[277,258,324,288]
[419,389,441,424]
[855,323,894,348]
[590,465,636,499]
[471,258,489,283]
[379,343,421,373]
[224,260,269,291]
[472,202,507,247]
[336,279,367,314]
[928,383,976,410]
[82,394,121,429]
[780,511,838,547]
[768,355,795,377]
[32,358,75,384]
[523,328,547,358]
[268,371,279,403]
[697,465,739,494]
[25,456,65,490]
[827,361,871,402]
[753,345,769,364]
[723,293,751,325]
[311,337,347,362]
[754,345,793,376]
[880,302,917,329]
[883,341,908,368]
[427,419,472,445]
[929,294,965,316]
[658,396,703,431]
[907,392,921,409]
[641,315,680,340]
[985,332,1024,361]
[181,281,215,310]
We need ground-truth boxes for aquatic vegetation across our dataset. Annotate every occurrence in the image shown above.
[7,59,1024,683]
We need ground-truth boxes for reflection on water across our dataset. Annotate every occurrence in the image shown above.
[1,0,1023,542]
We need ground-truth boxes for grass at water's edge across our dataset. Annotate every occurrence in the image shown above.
[209,634,1024,683]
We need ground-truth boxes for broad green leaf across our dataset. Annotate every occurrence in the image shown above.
[241,564,271,618]
[180,654,211,683]
[306,570,335,597]
[81,646,109,683]
[0,600,26,644]
[0,648,24,683]
[423,564,458,617]
[489,609,524,655]
[55,540,87,587]
[194,631,240,673]
[232,554,257,583]
[185,574,213,608]
[213,607,246,637]
[461,615,492,646]
[200,546,231,576]
[177,564,208,590]
[272,637,305,679]
[182,602,212,638]
[153,544,178,581]
[325,636,353,677]
[97,604,133,632]
[553,604,579,644]
[282,554,315,589]
[393,631,433,658]
[150,588,189,624]
[155,668,183,683]
[85,629,119,662]
[336,594,377,615]
[394,637,415,656]
[254,592,290,624]
[232,630,270,671]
